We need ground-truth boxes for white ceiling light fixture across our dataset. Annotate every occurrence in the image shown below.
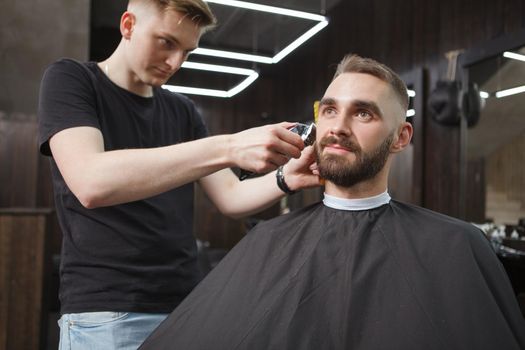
[169,1,328,97]
[205,0,326,20]
[163,61,259,98]
[272,21,329,63]
[503,51,525,62]
[407,89,416,97]
[406,109,416,117]
[191,48,274,64]
[195,0,329,64]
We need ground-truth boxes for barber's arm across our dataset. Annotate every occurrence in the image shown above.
[199,145,320,219]
[49,122,304,209]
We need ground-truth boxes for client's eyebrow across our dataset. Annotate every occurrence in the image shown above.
[318,97,337,108]
[319,97,383,118]
[353,99,383,118]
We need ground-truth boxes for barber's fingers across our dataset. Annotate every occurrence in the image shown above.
[300,145,317,161]
[273,122,304,150]
[310,163,320,176]
[268,137,302,159]
[275,121,297,130]
[249,151,289,174]
[229,122,305,171]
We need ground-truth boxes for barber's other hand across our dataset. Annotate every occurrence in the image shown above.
[228,122,304,173]
[282,145,322,191]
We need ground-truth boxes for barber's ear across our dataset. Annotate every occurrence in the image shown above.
[390,122,413,153]
[120,11,135,39]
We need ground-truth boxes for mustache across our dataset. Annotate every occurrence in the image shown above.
[318,135,361,152]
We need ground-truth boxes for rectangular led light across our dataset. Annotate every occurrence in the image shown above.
[162,61,259,98]
[205,0,326,21]
[181,61,255,75]
[406,109,415,117]
[196,0,329,64]
[503,51,525,62]
[192,48,274,64]
[169,1,328,97]
[272,20,328,63]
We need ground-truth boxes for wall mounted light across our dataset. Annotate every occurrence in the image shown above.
[479,91,490,99]
[496,52,525,97]
[406,89,416,117]
[495,85,525,98]
[503,51,525,62]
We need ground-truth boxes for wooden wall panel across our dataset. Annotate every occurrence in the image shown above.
[0,115,39,207]
[0,209,53,350]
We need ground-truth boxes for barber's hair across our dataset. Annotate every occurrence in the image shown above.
[130,0,217,32]
[334,54,409,112]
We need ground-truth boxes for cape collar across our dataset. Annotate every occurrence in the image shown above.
[323,191,391,211]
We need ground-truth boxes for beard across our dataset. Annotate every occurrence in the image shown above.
[315,132,394,188]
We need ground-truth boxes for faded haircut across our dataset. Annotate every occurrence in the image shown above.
[129,0,217,32]
[333,54,409,113]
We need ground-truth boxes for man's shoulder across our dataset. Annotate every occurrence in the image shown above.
[386,201,497,269]
[388,200,484,239]
[390,200,477,227]
[45,58,92,74]
[42,58,98,87]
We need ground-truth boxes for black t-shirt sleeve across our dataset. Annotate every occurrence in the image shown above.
[38,59,101,156]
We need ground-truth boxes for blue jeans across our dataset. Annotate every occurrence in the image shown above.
[58,312,168,350]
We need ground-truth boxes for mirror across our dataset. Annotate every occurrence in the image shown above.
[461,31,525,315]
[463,44,525,227]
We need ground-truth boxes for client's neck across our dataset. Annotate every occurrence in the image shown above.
[323,191,391,211]
[324,179,388,200]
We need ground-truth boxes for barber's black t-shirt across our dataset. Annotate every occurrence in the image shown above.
[38,58,208,314]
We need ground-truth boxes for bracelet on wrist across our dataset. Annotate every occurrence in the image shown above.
[276,166,296,195]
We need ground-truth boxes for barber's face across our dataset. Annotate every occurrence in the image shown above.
[315,72,402,187]
[123,7,201,87]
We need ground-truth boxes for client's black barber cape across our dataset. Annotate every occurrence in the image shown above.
[141,201,525,350]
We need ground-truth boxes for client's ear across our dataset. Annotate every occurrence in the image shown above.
[390,122,413,153]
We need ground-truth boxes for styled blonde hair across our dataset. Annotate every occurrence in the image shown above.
[130,0,217,32]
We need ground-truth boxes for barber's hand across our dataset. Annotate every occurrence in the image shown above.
[229,122,304,173]
[281,145,322,191]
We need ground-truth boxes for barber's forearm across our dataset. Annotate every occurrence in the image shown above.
[215,170,286,219]
[203,145,320,219]
[68,135,233,208]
